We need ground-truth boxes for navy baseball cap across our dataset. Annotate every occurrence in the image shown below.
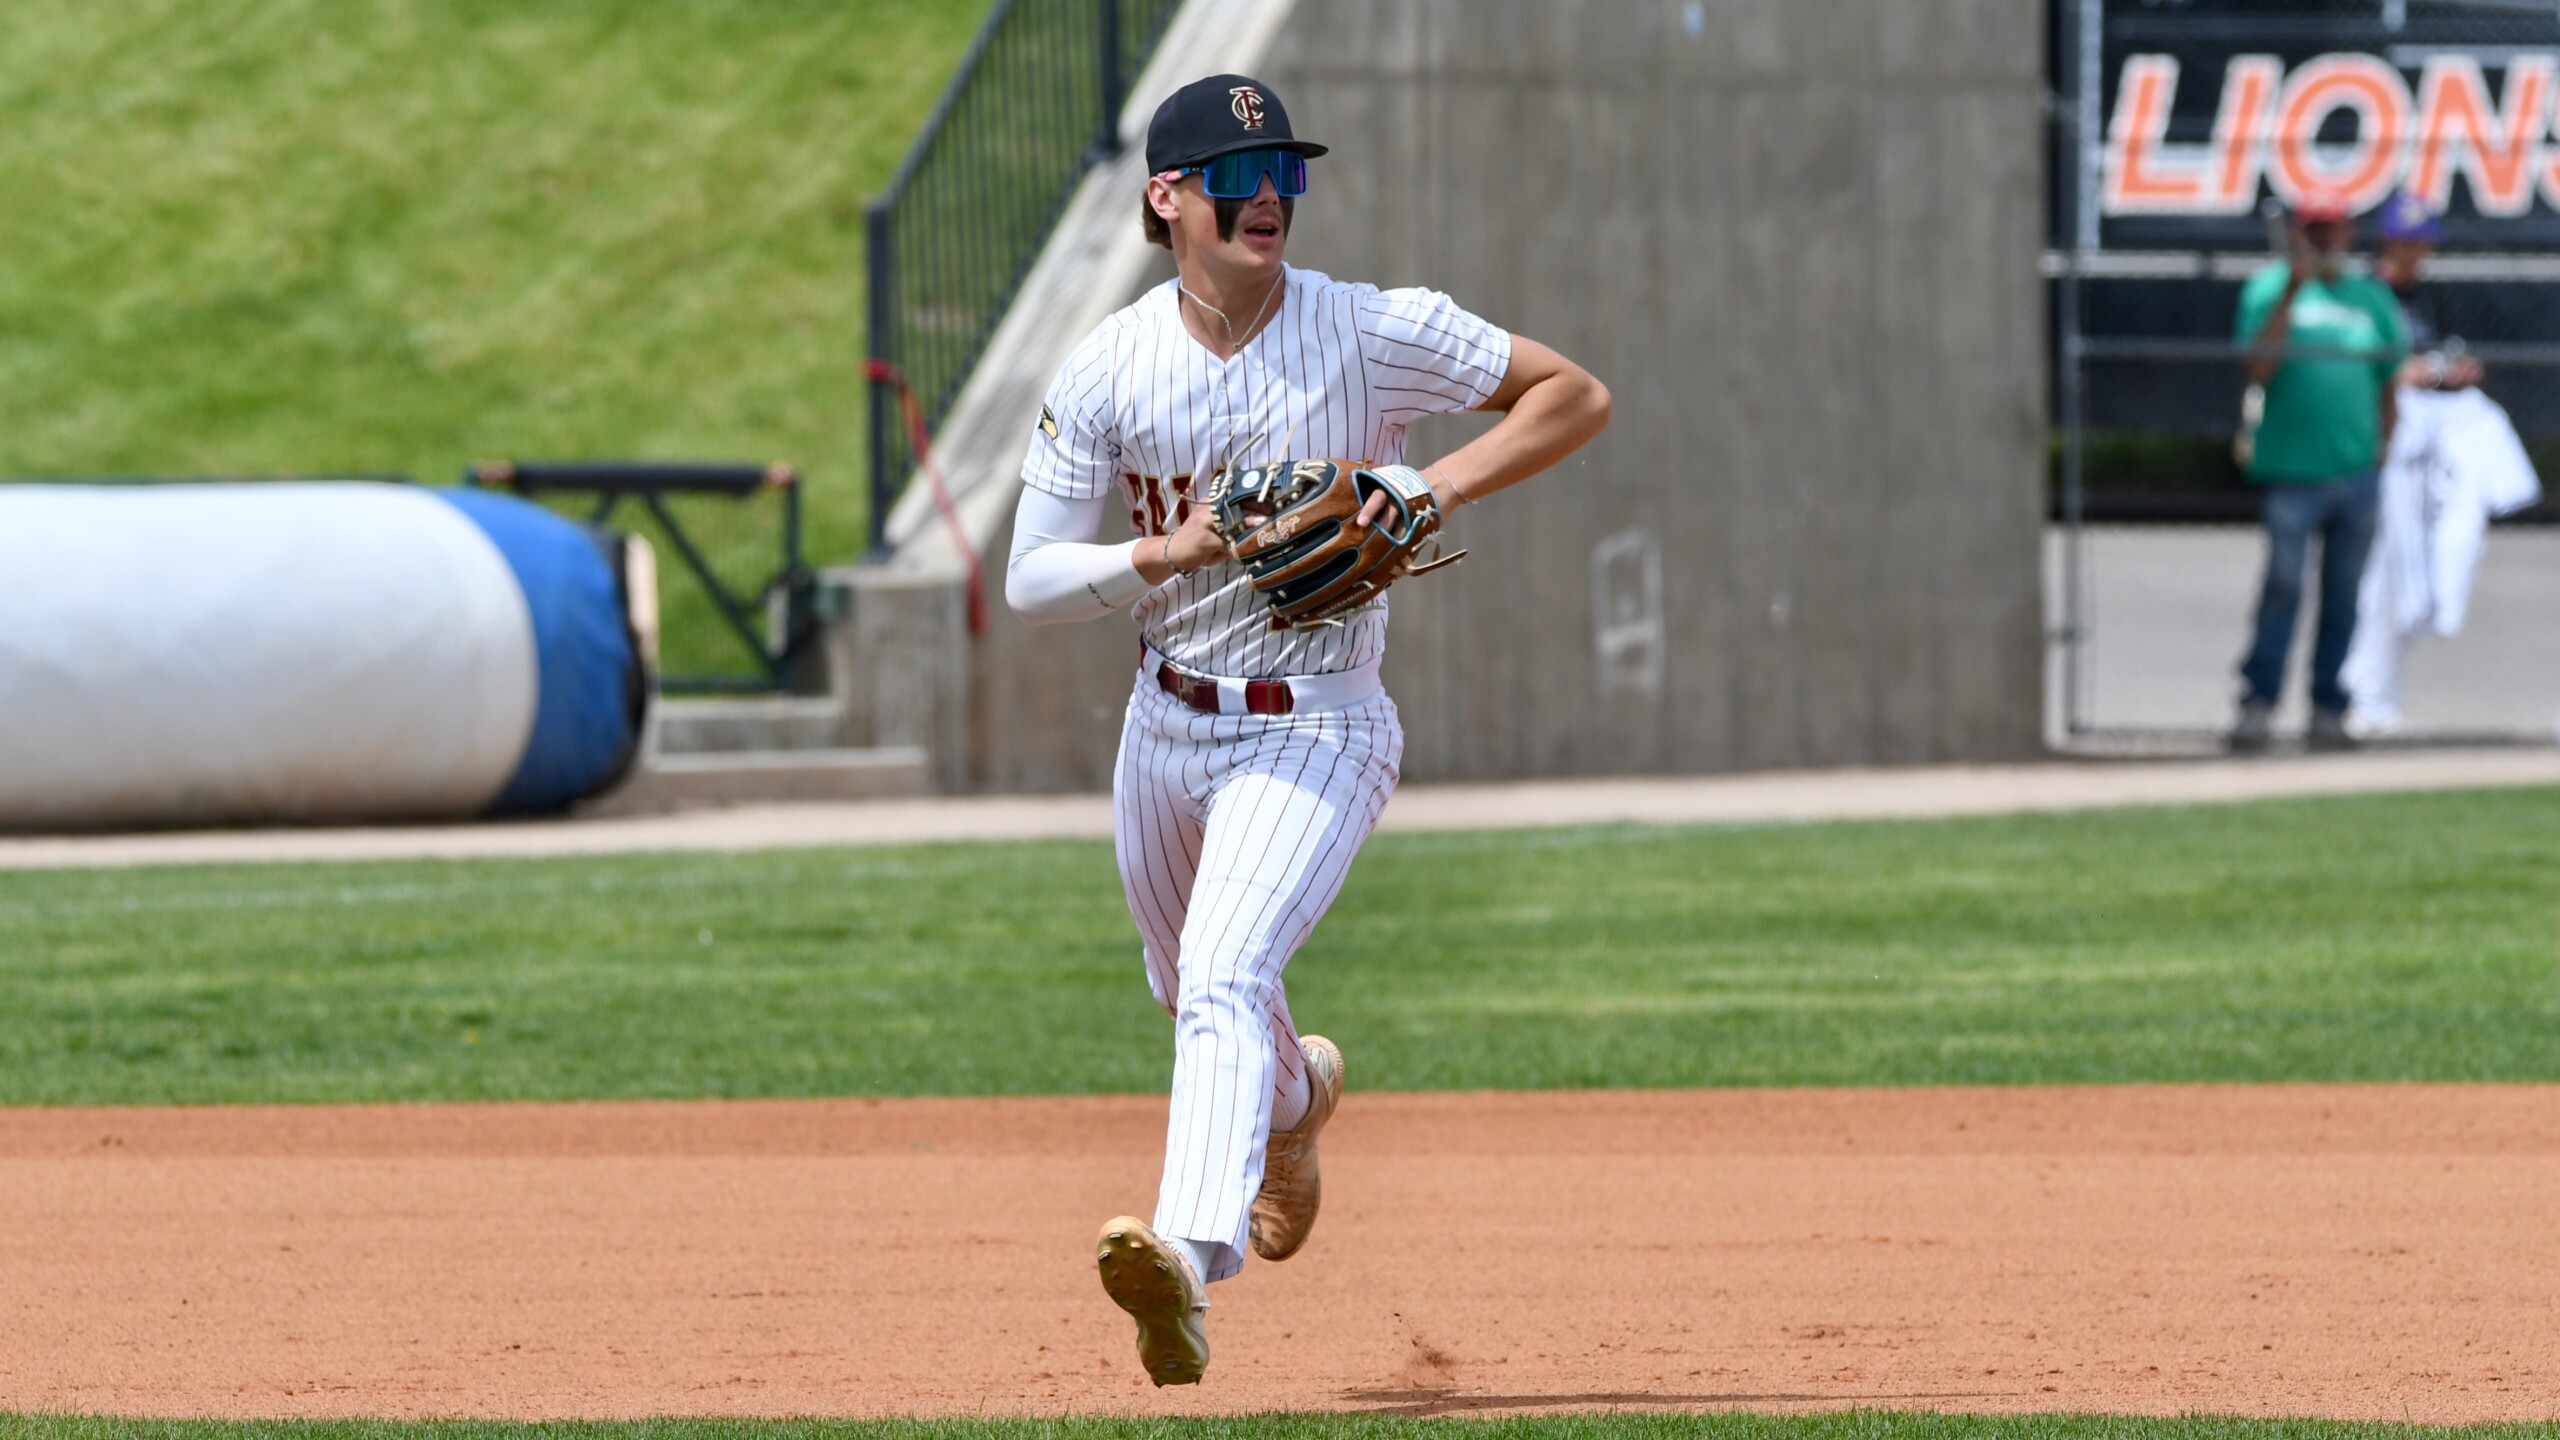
[1145,74,1327,174]
[2377,191,2444,243]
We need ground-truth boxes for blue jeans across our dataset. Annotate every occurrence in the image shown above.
[2239,472,2379,713]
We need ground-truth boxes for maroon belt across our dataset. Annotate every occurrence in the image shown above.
[1152,657,1295,715]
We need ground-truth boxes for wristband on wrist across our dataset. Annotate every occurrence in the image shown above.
[1161,532,1192,577]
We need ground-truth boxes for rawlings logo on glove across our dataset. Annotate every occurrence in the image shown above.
[1203,458,1465,630]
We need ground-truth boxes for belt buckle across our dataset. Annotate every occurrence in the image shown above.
[1157,661,1217,714]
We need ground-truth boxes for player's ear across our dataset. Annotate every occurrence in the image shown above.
[1146,174,1184,226]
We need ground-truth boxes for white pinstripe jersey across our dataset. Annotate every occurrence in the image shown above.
[1022,265,1511,678]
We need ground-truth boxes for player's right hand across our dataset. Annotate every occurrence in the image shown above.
[1146,500,1229,582]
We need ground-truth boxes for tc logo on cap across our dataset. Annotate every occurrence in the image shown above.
[1229,86,1267,130]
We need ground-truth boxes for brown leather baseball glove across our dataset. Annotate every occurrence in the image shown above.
[1201,459,1465,629]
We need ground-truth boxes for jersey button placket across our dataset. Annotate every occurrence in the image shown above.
[1208,352,1240,478]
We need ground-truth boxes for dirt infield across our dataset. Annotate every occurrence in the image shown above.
[2,1086,2552,1423]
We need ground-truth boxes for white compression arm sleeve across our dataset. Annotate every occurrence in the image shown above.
[1005,485,1156,625]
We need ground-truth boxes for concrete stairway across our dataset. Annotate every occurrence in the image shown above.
[582,696,929,814]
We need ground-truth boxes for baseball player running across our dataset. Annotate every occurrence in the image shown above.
[1006,72,1610,1386]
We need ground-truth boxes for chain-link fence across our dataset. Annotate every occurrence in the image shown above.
[2052,0,2560,750]
[862,0,1184,554]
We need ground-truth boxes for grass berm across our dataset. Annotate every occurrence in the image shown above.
[0,0,990,675]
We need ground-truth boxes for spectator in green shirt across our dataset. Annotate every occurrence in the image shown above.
[2229,191,2406,752]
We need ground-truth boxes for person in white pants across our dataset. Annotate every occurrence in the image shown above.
[1004,72,1610,1386]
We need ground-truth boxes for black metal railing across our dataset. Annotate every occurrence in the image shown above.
[863,0,1183,554]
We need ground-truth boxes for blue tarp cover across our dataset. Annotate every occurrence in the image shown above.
[435,487,638,813]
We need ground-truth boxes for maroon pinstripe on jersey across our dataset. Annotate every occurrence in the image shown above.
[1024,265,1510,680]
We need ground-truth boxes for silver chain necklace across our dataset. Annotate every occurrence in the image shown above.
[1178,269,1282,358]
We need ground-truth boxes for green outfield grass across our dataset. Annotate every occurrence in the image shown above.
[0,0,989,673]
[4,789,2555,1106]
[4,1414,2558,1440]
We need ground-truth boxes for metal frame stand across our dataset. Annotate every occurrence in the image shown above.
[468,459,814,694]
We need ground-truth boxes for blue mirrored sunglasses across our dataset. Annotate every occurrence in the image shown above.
[1174,148,1308,200]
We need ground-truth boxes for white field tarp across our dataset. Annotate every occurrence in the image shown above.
[0,484,538,828]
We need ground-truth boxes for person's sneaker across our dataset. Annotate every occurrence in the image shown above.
[1095,1216,1209,1386]
[2307,707,2359,752]
[1249,1035,1343,1262]
[2229,699,2275,754]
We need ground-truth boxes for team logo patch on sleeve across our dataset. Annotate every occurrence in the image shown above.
[1038,405,1060,441]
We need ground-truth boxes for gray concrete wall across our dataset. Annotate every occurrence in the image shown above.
[949,0,2048,790]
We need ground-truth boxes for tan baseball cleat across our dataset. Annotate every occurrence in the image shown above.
[1095,1215,1209,1386]
[1249,1034,1343,1261]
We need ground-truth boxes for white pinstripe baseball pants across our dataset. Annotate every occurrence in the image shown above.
[1113,673,1403,1283]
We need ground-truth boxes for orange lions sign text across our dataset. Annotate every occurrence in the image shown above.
[2103,52,2560,216]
